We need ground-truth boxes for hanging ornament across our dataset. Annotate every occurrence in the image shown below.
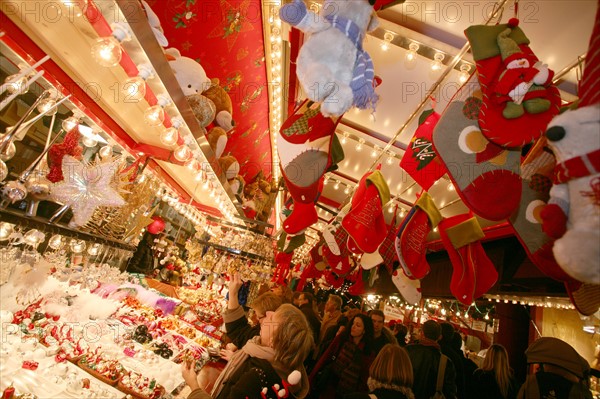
[0,160,7,181]
[1,180,27,204]
[98,145,113,159]
[0,134,16,161]
[50,156,125,226]
[46,128,83,183]
[48,234,64,250]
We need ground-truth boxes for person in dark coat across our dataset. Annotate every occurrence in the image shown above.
[344,344,415,399]
[369,310,398,354]
[298,292,321,345]
[451,332,478,399]
[440,323,466,398]
[406,320,458,399]
[470,344,517,399]
[125,232,156,274]
[310,314,376,399]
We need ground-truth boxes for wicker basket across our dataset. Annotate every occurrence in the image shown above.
[76,359,120,387]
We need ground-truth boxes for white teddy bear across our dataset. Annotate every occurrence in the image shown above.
[280,0,380,117]
[540,104,600,285]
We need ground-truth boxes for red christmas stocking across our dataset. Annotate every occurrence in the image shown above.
[464,19,561,147]
[278,100,344,234]
[273,251,294,285]
[400,109,445,190]
[342,167,390,254]
[438,213,498,305]
[379,206,400,275]
[347,269,365,296]
[432,73,522,220]
[394,191,442,280]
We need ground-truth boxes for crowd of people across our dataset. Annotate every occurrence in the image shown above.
[180,274,595,399]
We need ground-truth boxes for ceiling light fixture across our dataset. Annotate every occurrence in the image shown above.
[431,52,445,71]
[144,94,171,126]
[371,145,380,158]
[90,22,131,68]
[459,64,471,83]
[355,138,365,152]
[122,63,154,102]
[406,42,419,62]
[381,31,394,52]
[341,131,349,145]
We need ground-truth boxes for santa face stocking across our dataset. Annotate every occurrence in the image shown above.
[278,100,344,234]
[464,19,561,147]
[432,74,522,221]
[400,110,445,191]
[438,213,498,305]
[395,191,442,280]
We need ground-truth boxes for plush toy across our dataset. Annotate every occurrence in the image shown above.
[141,1,168,47]
[202,78,234,131]
[280,0,380,117]
[207,127,228,159]
[540,104,600,285]
[165,48,214,128]
[218,155,240,180]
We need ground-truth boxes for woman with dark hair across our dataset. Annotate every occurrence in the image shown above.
[470,344,516,399]
[310,313,376,398]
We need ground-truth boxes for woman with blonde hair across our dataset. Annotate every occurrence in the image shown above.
[182,274,314,398]
[470,344,516,399]
[344,344,415,399]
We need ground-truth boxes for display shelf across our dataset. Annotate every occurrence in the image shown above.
[196,239,271,263]
[0,207,136,252]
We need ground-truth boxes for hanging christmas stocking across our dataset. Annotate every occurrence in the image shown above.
[278,100,344,234]
[438,213,498,305]
[391,268,421,306]
[400,109,445,190]
[347,268,365,296]
[342,166,390,254]
[395,191,442,280]
[46,127,83,183]
[273,251,294,285]
[464,19,561,147]
[322,224,355,277]
[432,73,522,220]
[379,205,400,275]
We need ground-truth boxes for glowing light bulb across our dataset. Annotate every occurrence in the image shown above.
[82,135,98,148]
[344,186,350,195]
[458,65,470,83]
[173,145,192,162]
[431,52,445,71]
[371,145,380,158]
[406,42,419,62]
[62,116,80,132]
[355,139,365,152]
[160,127,179,146]
[447,183,455,191]
[98,145,113,159]
[91,36,122,67]
[185,158,201,173]
[122,76,146,101]
[144,105,165,126]
[4,74,28,95]
[484,313,489,320]
[341,132,349,145]
[334,182,340,190]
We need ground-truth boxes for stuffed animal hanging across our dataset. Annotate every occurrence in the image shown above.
[280,0,380,117]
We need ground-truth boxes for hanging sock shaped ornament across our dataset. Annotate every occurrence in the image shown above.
[322,225,355,277]
[278,100,344,234]
[438,213,498,305]
[394,191,442,280]
[347,268,365,296]
[400,109,445,190]
[273,251,294,285]
[464,18,561,148]
[378,205,400,276]
[342,166,390,254]
[432,73,522,220]
[391,268,421,306]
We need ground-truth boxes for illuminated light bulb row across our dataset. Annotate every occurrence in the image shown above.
[486,295,576,310]
[122,63,155,102]
[268,5,283,182]
[431,52,445,71]
[458,64,472,83]
[144,94,172,126]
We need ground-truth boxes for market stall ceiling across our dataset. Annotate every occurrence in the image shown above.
[2,0,597,230]
[305,0,597,233]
